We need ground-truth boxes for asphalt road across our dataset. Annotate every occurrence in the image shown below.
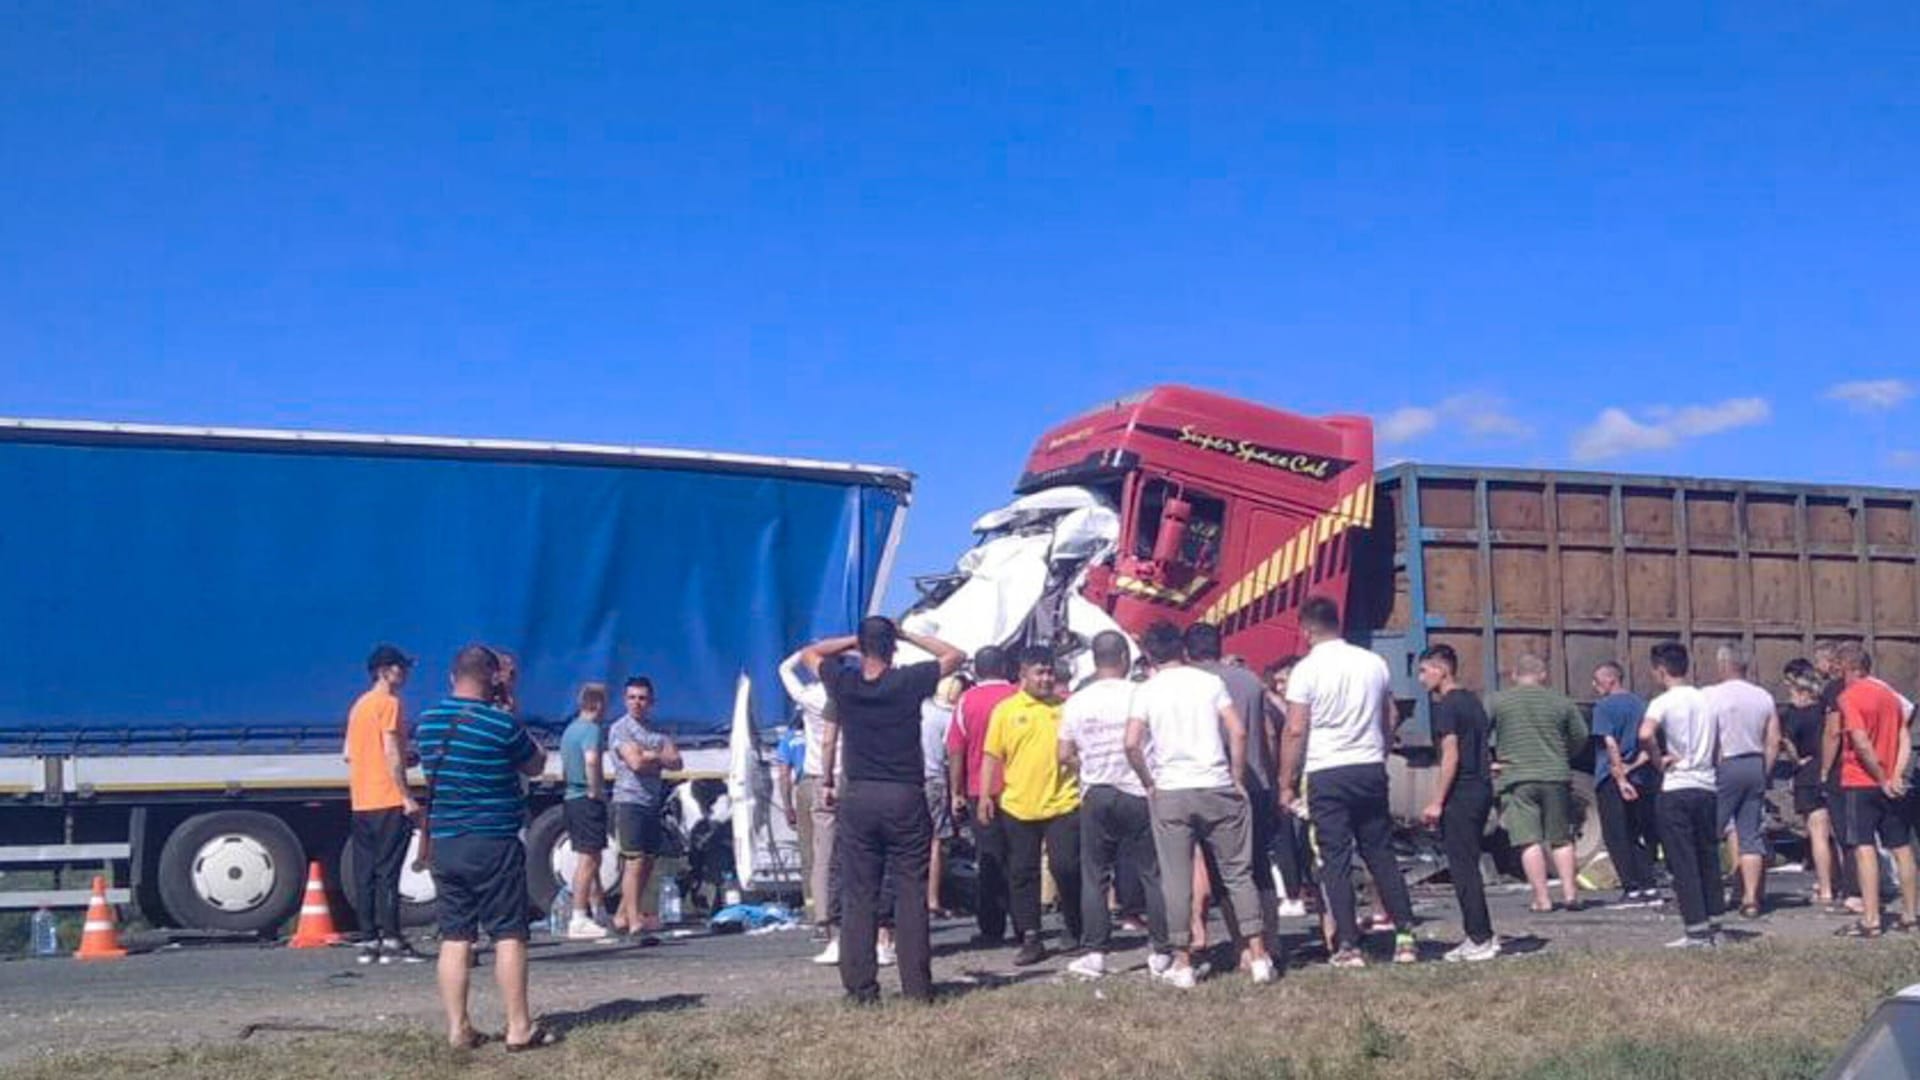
[0,870,1873,1068]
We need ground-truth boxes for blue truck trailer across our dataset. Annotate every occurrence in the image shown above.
[0,418,910,934]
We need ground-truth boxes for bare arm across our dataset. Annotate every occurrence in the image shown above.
[1220,700,1248,793]
[778,650,809,701]
[1057,732,1080,771]
[947,743,969,812]
[1423,733,1458,827]
[382,729,418,815]
[1637,711,1664,768]
[1263,698,1284,792]
[798,635,860,677]
[1124,716,1156,796]
[1763,710,1781,778]
[617,740,647,772]
[1822,709,1842,782]
[899,630,966,677]
[584,746,604,802]
[976,754,1005,825]
[819,717,840,791]
[1278,702,1310,808]
[1379,694,1397,749]
[657,738,684,773]
[1603,736,1629,780]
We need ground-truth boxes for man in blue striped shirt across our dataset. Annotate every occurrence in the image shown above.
[418,645,550,1051]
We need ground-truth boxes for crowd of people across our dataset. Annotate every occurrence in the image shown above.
[338,594,1920,1041]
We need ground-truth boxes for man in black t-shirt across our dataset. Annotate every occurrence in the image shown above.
[804,616,965,1004]
[1417,644,1499,961]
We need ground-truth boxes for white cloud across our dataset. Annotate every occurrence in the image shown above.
[1827,379,1914,412]
[1377,394,1531,446]
[1570,397,1771,463]
[1378,407,1438,445]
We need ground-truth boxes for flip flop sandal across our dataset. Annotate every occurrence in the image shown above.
[449,1031,494,1052]
[1739,905,1763,920]
[505,1027,560,1053]
[1834,922,1884,939]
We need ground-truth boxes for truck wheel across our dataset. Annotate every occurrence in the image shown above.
[337,831,439,929]
[156,811,305,934]
[526,804,622,917]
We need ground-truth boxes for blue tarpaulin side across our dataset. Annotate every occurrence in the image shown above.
[0,437,906,753]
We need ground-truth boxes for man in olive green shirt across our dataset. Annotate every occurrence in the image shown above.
[1489,655,1590,913]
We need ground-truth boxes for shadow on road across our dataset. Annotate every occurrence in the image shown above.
[933,969,1056,1001]
[541,993,706,1036]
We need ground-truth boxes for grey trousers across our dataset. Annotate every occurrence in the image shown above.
[796,777,837,926]
[1150,786,1263,950]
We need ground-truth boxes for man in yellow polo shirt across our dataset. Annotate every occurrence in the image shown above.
[979,645,1081,966]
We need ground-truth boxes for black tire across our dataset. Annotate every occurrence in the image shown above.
[336,832,438,930]
[526,803,624,918]
[526,805,568,916]
[156,810,305,934]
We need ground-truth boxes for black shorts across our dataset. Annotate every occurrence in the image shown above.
[564,798,608,854]
[1840,788,1913,850]
[1793,784,1827,817]
[616,802,667,857]
[431,833,530,943]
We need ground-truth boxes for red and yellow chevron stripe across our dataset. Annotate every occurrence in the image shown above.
[1201,482,1376,626]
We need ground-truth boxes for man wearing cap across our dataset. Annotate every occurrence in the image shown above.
[343,644,424,965]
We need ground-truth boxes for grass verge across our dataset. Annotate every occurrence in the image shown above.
[5,939,1917,1079]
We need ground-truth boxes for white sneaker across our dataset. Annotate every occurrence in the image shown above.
[1147,951,1174,977]
[1444,938,1499,963]
[1157,964,1197,990]
[1067,952,1107,979]
[812,939,840,965]
[1249,957,1276,985]
[877,941,897,967]
[1276,898,1309,919]
[1664,934,1716,950]
[567,915,611,941]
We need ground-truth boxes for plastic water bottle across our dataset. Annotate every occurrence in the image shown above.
[549,883,572,936]
[659,877,683,925]
[722,871,743,908]
[31,908,58,957]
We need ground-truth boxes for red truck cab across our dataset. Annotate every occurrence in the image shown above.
[1017,386,1375,671]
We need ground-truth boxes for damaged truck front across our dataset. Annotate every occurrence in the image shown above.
[903,386,1376,684]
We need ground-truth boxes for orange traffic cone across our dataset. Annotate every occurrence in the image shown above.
[75,875,128,961]
[287,861,344,948]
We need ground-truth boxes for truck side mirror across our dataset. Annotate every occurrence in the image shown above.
[1152,496,1193,567]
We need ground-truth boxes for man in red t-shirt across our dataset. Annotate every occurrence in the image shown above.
[946,645,1018,944]
[1835,643,1918,936]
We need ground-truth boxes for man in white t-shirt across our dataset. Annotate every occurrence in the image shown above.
[1706,644,1780,918]
[779,649,842,959]
[1639,641,1723,948]
[1277,596,1417,969]
[1124,621,1275,989]
[1059,631,1164,979]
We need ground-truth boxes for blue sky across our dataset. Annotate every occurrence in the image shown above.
[3,4,1917,600]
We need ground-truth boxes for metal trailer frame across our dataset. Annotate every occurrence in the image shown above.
[1368,463,1920,747]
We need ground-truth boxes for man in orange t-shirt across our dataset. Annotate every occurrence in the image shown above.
[343,644,421,964]
[1835,643,1917,937]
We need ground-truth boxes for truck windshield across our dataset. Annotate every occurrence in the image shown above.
[1132,478,1226,571]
